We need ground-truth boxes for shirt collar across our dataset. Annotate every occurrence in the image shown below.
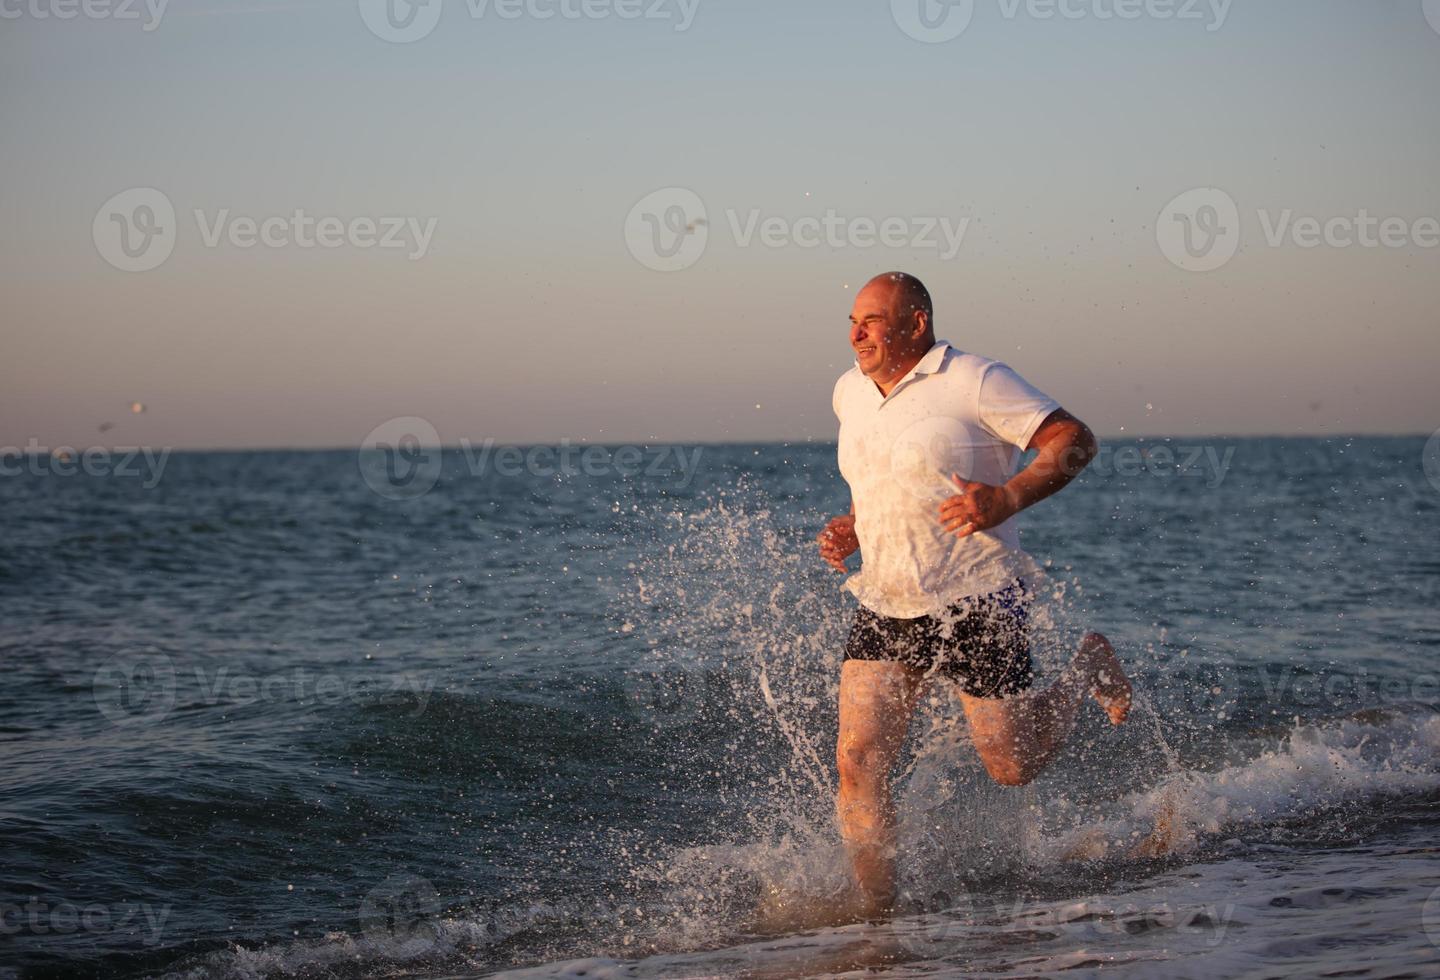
[857,340,952,402]
[910,340,951,377]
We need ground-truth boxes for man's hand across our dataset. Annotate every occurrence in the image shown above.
[818,514,859,572]
[938,475,1019,538]
[939,410,1099,538]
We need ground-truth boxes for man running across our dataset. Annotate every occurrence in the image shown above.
[817,271,1132,917]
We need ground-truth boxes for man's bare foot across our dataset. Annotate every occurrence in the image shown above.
[753,883,890,934]
[1131,795,1178,857]
[1080,632,1131,725]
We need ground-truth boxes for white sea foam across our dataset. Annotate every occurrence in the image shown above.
[1031,712,1440,863]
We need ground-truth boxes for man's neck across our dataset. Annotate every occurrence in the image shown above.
[870,345,932,397]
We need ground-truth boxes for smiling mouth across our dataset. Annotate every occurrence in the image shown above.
[856,346,877,356]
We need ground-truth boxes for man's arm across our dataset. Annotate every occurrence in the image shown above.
[938,408,1097,538]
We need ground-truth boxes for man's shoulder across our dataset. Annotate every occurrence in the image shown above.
[933,350,1047,399]
[934,345,1000,376]
[919,347,1004,394]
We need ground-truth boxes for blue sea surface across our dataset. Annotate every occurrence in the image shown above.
[3,437,1440,978]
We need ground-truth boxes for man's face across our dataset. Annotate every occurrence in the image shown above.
[849,283,924,384]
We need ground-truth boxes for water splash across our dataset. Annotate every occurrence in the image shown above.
[611,487,1151,939]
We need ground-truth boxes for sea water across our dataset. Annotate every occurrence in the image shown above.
[2,437,1439,978]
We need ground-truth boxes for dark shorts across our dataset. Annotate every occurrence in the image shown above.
[844,580,1035,699]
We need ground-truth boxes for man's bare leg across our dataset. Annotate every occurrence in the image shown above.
[835,659,924,915]
[962,632,1131,787]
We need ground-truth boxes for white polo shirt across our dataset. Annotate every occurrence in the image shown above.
[833,340,1061,618]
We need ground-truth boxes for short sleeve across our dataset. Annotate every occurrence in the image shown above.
[832,373,847,421]
[976,362,1061,450]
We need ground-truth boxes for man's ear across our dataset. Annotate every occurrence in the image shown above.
[912,310,930,340]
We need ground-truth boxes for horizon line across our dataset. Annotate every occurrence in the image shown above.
[12,431,1433,454]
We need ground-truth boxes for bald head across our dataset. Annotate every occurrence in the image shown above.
[862,271,933,338]
[849,271,937,393]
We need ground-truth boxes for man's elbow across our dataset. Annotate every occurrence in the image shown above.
[1056,416,1098,478]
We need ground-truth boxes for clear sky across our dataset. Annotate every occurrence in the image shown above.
[3,0,1438,448]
